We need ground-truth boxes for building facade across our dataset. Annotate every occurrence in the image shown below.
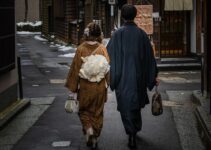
[127,0,196,58]
[15,0,40,22]
[0,0,29,127]
[41,0,113,45]
[40,0,206,59]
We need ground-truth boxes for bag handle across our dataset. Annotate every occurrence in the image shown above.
[155,85,158,93]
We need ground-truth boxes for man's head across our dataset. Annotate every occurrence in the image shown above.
[121,4,137,21]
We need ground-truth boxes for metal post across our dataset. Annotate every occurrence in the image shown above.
[110,5,114,34]
[77,0,80,45]
[209,71,211,114]
[201,54,204,95]
[17,57,23,99]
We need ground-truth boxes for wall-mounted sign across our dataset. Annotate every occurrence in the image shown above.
[134,5,153,35]
[108,0,116,5]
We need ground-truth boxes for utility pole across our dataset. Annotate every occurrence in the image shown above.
[24,0,28,22]
[108,0,116,35]
[77,0,80,45]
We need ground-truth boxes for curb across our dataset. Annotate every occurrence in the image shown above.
[193,91,211,150]
[0,99,30,129]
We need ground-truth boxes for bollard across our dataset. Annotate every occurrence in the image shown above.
[210,71,211,114]
[17,56,23,99]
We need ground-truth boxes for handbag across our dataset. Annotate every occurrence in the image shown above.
[151,86,163,116]
[65,95,79,113]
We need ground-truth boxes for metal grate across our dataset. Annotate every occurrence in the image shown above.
[160,11,188,57]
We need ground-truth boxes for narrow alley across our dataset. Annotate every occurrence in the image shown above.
[0,33,203,150]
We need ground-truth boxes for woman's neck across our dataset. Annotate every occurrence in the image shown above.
[86,41,98,45]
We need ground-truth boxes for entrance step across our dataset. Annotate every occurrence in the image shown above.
[157,57,201,71]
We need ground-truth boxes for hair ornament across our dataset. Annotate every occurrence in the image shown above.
[84,28,89,37]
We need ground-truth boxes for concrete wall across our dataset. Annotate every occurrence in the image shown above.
[0,70,18,93]
[0,34,18,111]
[190,0,196,54]
[0,0,18,112]
[15,0,40,22]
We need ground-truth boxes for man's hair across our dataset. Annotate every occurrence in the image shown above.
[121,4,137,21]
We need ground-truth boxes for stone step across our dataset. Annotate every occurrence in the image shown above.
[156,57,201,70]
[159,57,200,64]
[157,63,201,71]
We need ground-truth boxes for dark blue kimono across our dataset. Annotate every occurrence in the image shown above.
[107,22,158,135]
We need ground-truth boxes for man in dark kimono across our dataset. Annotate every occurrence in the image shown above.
[107,4,159,149]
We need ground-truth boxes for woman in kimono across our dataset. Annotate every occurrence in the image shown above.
[107,4,159,149]
[65,22,109,149]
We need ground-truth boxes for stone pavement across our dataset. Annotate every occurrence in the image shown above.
[11,91,183,150]
[0,33,205,150]
[193,91,211,150]
[0,97,55,150]
[167,91,205,150]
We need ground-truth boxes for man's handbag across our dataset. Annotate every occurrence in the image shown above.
[65,95,79,113]
[151,86,163,116]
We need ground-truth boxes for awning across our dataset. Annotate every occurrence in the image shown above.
[165,0,193,11]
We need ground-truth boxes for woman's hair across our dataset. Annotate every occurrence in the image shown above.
[82,22,103,43]
[121,4,137,21]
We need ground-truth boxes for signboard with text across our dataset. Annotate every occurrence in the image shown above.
[108,0,116,5]
[134,5,153,35]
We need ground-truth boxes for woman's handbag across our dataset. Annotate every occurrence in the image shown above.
[65,95,79,113]
[151,86,163,116]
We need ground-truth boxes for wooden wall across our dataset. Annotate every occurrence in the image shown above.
[196,0,202,53]
[95,1,109,38]
[54,0,78,43]
[41,0,111,44]
[41,0,52,36]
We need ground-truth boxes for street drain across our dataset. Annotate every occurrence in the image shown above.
[50,79,66,84]
[162,100,183,107]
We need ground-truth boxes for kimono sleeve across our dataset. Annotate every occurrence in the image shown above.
[106,31,122,91]
[65,48,81,93]
[144,34,158,91]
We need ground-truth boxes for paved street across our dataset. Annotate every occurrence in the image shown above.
[0,33,204,150]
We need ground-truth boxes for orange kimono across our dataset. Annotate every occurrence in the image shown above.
[65,42,109,137]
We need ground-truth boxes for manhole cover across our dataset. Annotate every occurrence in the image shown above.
[50,79,66,84]
[52,141,71,147]
[162,100,183,107]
